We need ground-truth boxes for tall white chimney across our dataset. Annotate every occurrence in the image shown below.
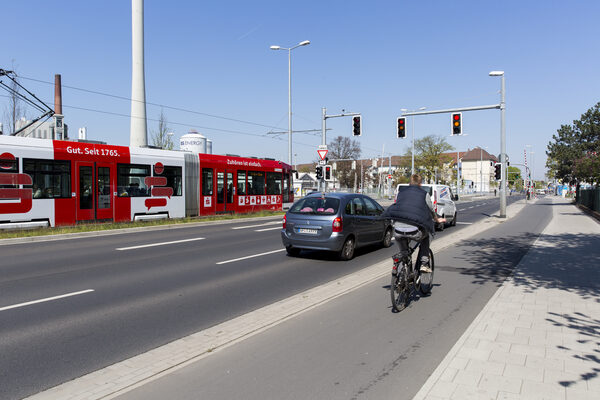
[130,0,148,147]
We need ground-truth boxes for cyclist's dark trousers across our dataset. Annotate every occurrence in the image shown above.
[398,230,430,264]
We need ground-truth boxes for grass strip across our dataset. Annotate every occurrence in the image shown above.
[0,211,284,239]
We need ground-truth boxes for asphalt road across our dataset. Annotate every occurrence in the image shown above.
[0,195,523,399]
[118,196,551,400]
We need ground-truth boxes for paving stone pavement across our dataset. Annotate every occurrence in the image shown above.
[414,197,600,400]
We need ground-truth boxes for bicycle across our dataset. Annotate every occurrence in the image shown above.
[390,235,434,312]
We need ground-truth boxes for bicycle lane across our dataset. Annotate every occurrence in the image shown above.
[27,198,547,400]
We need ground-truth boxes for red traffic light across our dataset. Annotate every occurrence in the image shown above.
[352,115,362,136]
[397,117,407,138]
[451,112,462,135]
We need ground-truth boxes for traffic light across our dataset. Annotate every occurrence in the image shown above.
[397,117,406,138]
[316,166,323,179]
[494,162,502,180]
[451,112,462,135]
[325,165,332,180]
[352,115,362,136]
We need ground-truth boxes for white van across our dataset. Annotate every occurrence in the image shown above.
[395,183,458,230]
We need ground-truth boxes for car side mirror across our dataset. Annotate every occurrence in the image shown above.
[452,195,459,201]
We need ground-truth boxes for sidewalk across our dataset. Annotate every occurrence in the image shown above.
[415,197,600,400]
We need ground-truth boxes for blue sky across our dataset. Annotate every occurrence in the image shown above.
[2,0,599,180]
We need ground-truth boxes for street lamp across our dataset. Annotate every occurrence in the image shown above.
[400,106,426,175]
[489,70,506,217]
[270,40,311,165]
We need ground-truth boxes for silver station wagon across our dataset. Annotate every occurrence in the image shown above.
[281,192,393,260]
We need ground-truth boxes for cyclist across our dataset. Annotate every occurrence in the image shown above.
[383,174,446,273]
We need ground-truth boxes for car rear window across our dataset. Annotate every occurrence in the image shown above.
[289,197,340,215]
[420,185,433,195]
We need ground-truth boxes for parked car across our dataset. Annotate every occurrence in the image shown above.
[281,192,393,260]
[395,183,458,230]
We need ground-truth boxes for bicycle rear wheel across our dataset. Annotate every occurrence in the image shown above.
[418,249,435,295]
[391,264,409,312]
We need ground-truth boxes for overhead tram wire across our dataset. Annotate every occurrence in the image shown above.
[0,93,317,150]
[18,75,288,132]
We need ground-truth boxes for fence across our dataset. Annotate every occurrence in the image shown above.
[577,187,600,212]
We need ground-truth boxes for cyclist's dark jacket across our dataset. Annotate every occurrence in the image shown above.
[382,185,434,233]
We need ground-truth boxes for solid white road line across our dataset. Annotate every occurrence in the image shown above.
[232,221,281,230]
[116,237,205,251]
[0,289,95,312]
[456,222,473,225]
[255,227,282,232]
[217,249,286,265]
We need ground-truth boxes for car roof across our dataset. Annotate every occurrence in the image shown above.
[304,192,375,200]
[305,192,355,198]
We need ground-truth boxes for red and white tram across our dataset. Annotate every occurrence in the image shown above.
[0,136,294,228]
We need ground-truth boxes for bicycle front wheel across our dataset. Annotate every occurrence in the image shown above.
[418,249,435,295]
[391,264,409,312]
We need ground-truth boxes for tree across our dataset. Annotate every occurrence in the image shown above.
[151,109,174,150]
[506,166,521,187]
[2,62,26,134]
[327,136,361,187]
[546,102,600,185]
[414,135,454,183]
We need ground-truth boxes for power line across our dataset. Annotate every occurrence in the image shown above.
[18,75,290,131]
[0,93,317,150]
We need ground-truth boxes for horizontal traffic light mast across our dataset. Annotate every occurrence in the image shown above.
[400,104,501,117]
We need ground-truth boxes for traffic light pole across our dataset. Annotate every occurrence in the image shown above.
[401,101,508,218]
[320,107,361,193]
[499,75,507,218]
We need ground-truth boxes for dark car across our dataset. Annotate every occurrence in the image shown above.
[281,192,393,260]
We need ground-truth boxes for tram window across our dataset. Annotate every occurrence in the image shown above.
[248,171,265,195]
[266,172,282,195]
[117,164,150,197]
[202,168,213,196]
[216,171,224,204]
[23,158,71,198]
[0,156,19,188]
[155,165,182,196]
[237,170,246,195]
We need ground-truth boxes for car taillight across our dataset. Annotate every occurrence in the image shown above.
[282,215,286,229]
[332,217,342,233]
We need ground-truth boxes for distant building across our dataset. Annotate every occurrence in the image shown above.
[460,147,498,192]
[14,116,68,140]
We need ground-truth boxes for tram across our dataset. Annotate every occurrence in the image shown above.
[0,135,294,228]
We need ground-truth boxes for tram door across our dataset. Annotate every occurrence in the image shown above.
[216,170,234,213]
[76,162,114,221]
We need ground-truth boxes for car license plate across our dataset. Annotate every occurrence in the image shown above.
[298,228,318,234]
